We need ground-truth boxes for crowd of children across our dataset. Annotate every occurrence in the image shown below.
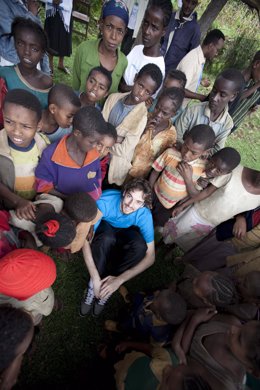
[0,0,259,389]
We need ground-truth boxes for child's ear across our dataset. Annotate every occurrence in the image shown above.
[201,149,212,160]
[73,129,81,138]
[49,103,56,115]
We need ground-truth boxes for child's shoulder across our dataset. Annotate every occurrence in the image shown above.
[37,71,53,89]
[163,146,182,159]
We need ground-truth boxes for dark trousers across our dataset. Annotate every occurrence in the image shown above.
[91,221,147,278]
[152,190,174,227]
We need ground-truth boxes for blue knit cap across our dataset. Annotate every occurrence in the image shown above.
[102,0,129,26]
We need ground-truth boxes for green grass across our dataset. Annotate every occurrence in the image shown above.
[16,1,260,388]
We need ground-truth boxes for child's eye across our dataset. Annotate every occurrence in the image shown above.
[4,119,12,124]
[32,47,40,53]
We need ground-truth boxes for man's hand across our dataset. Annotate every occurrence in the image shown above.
[15,199,36,220]
[100,275,122,299]
[233,215,247,239]
[177,162,193,182]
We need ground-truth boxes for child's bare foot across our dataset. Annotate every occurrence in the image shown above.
[119,285,130,303]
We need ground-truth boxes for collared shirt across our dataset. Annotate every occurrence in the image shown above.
[177,45,206,107]
[161,10,201,72]
[35,136,102,200]
[175,101,233,152]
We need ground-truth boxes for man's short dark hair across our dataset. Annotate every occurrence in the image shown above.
[213,147,241,171]
[217,68,245,93]
[203,29,225,46]
[184,125,215,150]
[48,84,81,108]
[123,178,152,209]
[4,89,42,122]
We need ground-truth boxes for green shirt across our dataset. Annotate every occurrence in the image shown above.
[72,38,127,94]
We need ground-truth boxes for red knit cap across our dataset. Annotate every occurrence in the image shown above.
[0,249,56,300]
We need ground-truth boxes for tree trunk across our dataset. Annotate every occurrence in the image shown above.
[199,0,229,39]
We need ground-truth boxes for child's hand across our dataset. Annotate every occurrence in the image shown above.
[177,162,193,182]
[116,135,125,144]
[233,215,247,239]
[172,204,185,217]
[15,199,36,220]
[145,97,154,109]
[172,342,187,365]
[193,307,217,324]
[197,177,209,189]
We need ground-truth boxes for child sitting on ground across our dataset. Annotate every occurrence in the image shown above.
[120,0,172,92]
[163,147,242,244]
[79,66,112,110]
[149,125,215,227]
[63,192,102,254]
[0,248,56,325]
[105,286,187,346]
[149,69,187,124]
[35,106,112,200]
[128,87,184,179]
[165,165,260,252]
[0,89,48,221]
[103,63,163,185]
[39,84,81,143]
[0,17,53,109]
[175,68,245,152]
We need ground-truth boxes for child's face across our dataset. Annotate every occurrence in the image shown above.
[252,60,260,82]
[50,102,79,129]
[192,271,215,305]
[229,321,259,374]
[99,15,126,52]
[130,74,158,104]
[163,77,184,90]
[15,28,44,69]
[209,76,237,112]
[142,6,166,48]
[150,95,177,126]
[96,135,115,158]
[74,130,101,153]
[3,103,39,148]
[205,156,230,178]
[85,71,110,103]
[181,137,208,163]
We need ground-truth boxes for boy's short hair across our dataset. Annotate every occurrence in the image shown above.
[123,178,153,209]
[203,29,225,46]
[159,290,187,325]
[72,106,107,137]
[4,89,42,122]
[212,147,241,171]
[137,63,163,93]
[87,66,112,91]
[35,212,76,248]
[0,306,33,373]
[184,125,215,150]
[12,16,48,52]
[159,87,185,113]
[64,193,98,223]
[217,68,245,93]
[106,122,117,141]
[253,50,260,63]
[166,69,187,88]
[147,0,173,27]
[208,274,238,307]
[48,83,81,108]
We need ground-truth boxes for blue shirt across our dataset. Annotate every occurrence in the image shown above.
[95,190,154,243]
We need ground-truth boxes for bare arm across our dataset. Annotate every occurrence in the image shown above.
[82,240,102,298]
[99,241,155,299]
[48,189,67,200]
[176,162,200,197]
[0,182,36,220]
[149,169,160,189]
[184,89,207,102]
[240,80,260,100]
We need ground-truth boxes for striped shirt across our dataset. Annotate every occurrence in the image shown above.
[153,147,206,209]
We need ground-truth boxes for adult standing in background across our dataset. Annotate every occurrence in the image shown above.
[72,0,128,95]
[0,0,50,73]
[161,0,200,73]
[120,0,149,55]
[44,0,73,75]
